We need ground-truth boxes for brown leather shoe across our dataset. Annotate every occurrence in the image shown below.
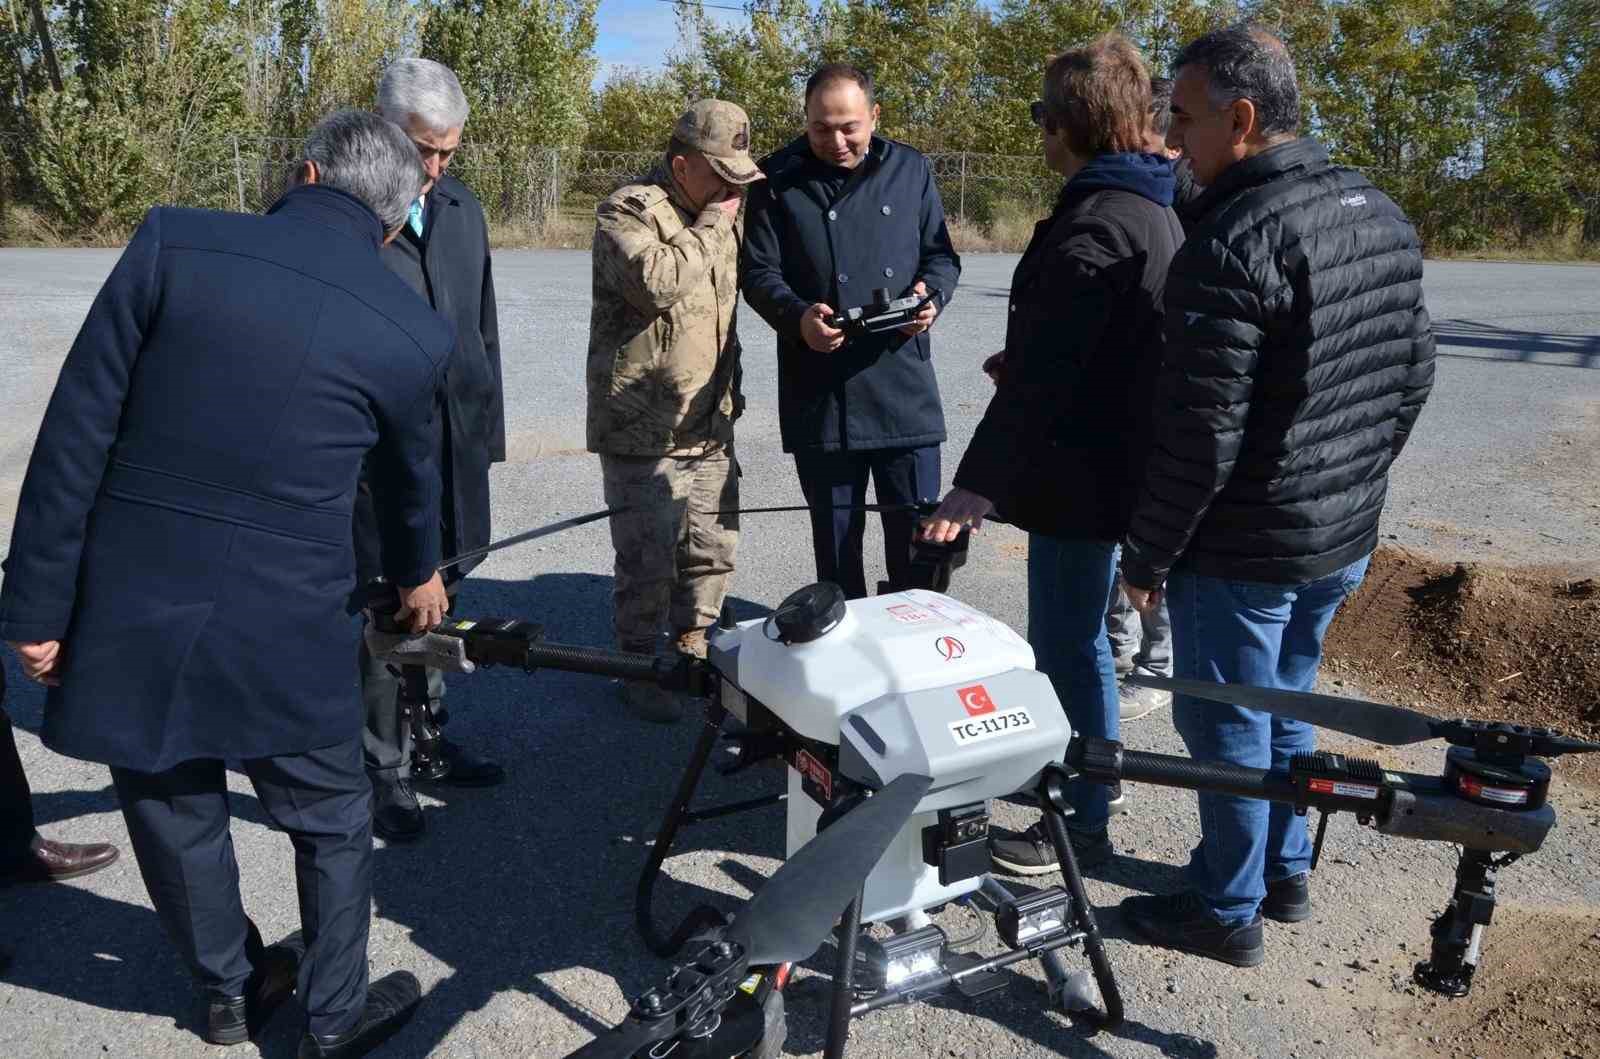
[1,833,119,885]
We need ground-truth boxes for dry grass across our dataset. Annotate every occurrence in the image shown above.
[488,213,592,250]
[1432,235,1600,263]
[0,204,127,247]
[6,199,1596,262]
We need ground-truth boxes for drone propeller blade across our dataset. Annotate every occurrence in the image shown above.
[1127,674,1443,746]
[726,772,934,966]
[564,1016,658,1059]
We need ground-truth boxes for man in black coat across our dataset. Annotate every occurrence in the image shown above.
[354,58,508,841]
[1117,26,1436,968]
[0,110,452,1057]
[742,63,961,598]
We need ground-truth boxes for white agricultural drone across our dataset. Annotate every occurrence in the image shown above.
[367,504,1598,1059]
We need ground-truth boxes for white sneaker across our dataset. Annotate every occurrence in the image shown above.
[1118,669,1172,722]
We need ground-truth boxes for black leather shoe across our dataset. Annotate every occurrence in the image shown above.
[297,970,422,1058]
[206,931,305,1045]
[431,738,505,788]
[1262,871,1312,923]
[371,778,424,842]
[1121,891,1264,968]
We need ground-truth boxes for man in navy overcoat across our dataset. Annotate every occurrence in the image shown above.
[742,63,961,599]
[0,110,453,1059]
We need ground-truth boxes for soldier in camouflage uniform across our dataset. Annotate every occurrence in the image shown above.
[587,100,764,723]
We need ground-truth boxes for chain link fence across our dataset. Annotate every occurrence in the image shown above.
[227,140,1062,245]
[3,133,1596,256]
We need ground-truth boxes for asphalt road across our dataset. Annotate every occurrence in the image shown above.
[1,251,1597,1059]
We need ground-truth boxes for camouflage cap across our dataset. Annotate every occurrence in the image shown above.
[673,99,765,186]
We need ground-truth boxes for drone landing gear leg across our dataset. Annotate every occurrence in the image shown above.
[636,700,734,956]
[1414,848,1509,997]
[1037,765,1124,1031]
[823,887,866,1059]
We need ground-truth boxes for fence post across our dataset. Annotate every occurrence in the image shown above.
[548,148,562,237]
[232,136,246,212]
[959,152,968,221]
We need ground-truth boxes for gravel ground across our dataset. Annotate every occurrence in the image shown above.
[1,251,1597,1059]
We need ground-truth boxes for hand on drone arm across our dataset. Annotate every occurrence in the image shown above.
[8,640,63,685]
[800,303,845,352]
[396,571,448,632]
[897,280,939,336]
[921,488,995,543]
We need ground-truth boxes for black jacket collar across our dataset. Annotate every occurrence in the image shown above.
[267,184,384,248]
[429,174,464,209]
[1193,137,1330,219]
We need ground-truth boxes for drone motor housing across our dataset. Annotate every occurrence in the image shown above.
[709,588,1073,925]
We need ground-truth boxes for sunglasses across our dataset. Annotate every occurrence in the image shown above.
[1029,100,1048,127]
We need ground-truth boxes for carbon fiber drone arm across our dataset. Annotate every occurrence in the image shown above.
[1068,738,1555,855]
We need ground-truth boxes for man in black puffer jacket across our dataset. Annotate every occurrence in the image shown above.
[1118,25,1436,968]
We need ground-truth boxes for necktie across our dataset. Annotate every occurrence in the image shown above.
[407,197,425,238]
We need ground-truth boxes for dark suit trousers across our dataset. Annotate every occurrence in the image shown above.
[1,705,37,863]
[793,446,941,599]
[110,738,372,1037]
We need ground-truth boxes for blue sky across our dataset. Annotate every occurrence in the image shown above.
[593,0,746,83]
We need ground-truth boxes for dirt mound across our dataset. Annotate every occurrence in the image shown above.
[1324,545,1600,785]
[1373,908,1600,1059]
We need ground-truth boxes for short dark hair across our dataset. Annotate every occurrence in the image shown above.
[665,135,696,161]
[805,63,874,107]
[1042,33,1151,157]
[1149,76,1174,138]
[1174,23,1300,137]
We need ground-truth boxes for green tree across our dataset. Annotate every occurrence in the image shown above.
[666,0,812,154]
[585,67,686,152]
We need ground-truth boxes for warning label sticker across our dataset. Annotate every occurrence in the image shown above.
[1307,778,1380,800]
[794,749,833,800]
[886,603,934,624]
[949,707,1034,747]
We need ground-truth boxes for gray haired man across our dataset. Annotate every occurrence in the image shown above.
[1118,25,1434,967]
[355,57,508,841]
[1,108,445,1057]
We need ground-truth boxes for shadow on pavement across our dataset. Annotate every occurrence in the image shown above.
[1432,319,1600,369]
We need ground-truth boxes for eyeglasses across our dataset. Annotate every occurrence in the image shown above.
[1029,100,1047,127]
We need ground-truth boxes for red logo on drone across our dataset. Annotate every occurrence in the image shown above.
[957,684,996,716]
[936,636,966,661]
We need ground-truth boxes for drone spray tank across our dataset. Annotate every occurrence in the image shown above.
[712,582,1070,925]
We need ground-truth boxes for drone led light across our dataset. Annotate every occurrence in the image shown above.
[996,887,1072,950]
[861,925,948,992]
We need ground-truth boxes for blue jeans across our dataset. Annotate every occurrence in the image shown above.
[1027,534,1119,830]
[1167,554,1370,925]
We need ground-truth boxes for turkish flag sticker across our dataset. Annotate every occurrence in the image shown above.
[957,684,997,717]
